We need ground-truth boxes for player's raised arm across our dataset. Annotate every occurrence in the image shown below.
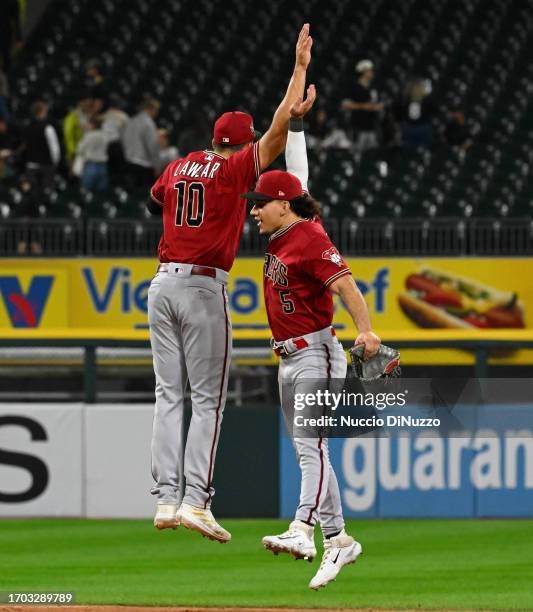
[258,23,314,171]
[285,84,316,190]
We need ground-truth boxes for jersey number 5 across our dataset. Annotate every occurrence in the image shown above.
[279,290,295,314]
[174,181,205,227]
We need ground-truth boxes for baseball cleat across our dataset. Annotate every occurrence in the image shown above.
[153,504,180,530]
[262,520,317,562]
[178,503,231,543]
[309,530,362,590]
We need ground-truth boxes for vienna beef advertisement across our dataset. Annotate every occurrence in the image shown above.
[0,258,531,363]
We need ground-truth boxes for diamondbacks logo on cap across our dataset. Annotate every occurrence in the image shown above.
[222,137,230,143]
[322,246,343,267]
[278,190,285,196]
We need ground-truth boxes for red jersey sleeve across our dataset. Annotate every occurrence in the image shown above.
[301,234,352,289]
[150,162,173,206]
[220,141,261,191]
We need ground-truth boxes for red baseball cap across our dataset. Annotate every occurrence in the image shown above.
[213,111,257,145]
[241,170,304,202]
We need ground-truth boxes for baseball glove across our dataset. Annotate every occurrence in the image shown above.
[350,343,401,381]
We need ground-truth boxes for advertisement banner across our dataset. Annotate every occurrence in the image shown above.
[1,258,532,363]
[280,410,533,518]
[84,404,154,518]
[1,257,531,330]
[0,404,83,516]
[0,403,155,519]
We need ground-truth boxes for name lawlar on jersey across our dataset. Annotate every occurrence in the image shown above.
[173,158,222,179]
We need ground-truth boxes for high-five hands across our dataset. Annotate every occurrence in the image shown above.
[290,84,317,118]
[295,23,313,70]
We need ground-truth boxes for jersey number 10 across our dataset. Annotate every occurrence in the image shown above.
[174,181,205,227]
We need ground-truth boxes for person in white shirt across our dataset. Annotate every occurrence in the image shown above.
[77,115,109,192]
[158,128,179,166]
[122,97,162,188]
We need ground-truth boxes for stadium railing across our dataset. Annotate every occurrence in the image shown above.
[341,218,468,255]
[0,219,84,255]
[3,217,532,256]
[469,218,533,255]
[2,328,533,402]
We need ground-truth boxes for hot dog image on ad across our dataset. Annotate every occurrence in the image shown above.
[398,267,525,329]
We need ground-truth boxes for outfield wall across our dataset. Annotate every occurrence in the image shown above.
[0,403,278,518]
[1,403,532,519]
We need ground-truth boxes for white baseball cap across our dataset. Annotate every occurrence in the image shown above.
[356,59,374,73]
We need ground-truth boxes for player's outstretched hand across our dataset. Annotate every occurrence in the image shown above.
[295,23,313,70]
[290,84,317,118]
[353,331,381,360]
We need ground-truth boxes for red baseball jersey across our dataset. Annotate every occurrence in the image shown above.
[150,143,260,271]
[263,219,352,341]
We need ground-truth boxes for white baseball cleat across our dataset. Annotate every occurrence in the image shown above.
[262,520,317,562]
[153,504,180,530]
[309,530,362,590]
[178,503,231,543]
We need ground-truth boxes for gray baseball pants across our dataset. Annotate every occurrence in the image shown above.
[148,263,231,509]
[278,328,347,537]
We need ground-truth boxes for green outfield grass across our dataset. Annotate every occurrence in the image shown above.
[0,519,532,610]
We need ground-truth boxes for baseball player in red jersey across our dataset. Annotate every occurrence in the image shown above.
[147,24,315,542]
[242,105,380,587]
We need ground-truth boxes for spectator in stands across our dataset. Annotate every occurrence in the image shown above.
[0,119,10,179]
[158,128,179,166]
[92,94,106,118]
[85,59,108,108]
[103,94,129,181]
[77,115,109,192]
[0,68,9,119]
[342,59,383,161]
[321,123,352,150]
[381,100,402,151]
[445,107,472,151]
[122,97,162,187]
[103,94,129,142]
[306,107,328,149]
[0,152,8,180]
[0,116,20,178]
[16,174,44,255]
[177,111,211,155]
[307,107,351,151]
[63,92,92,169]
[0,0,23,75]
[17,99,57,256]
[397,78,434,149]
[21,100,60,203]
